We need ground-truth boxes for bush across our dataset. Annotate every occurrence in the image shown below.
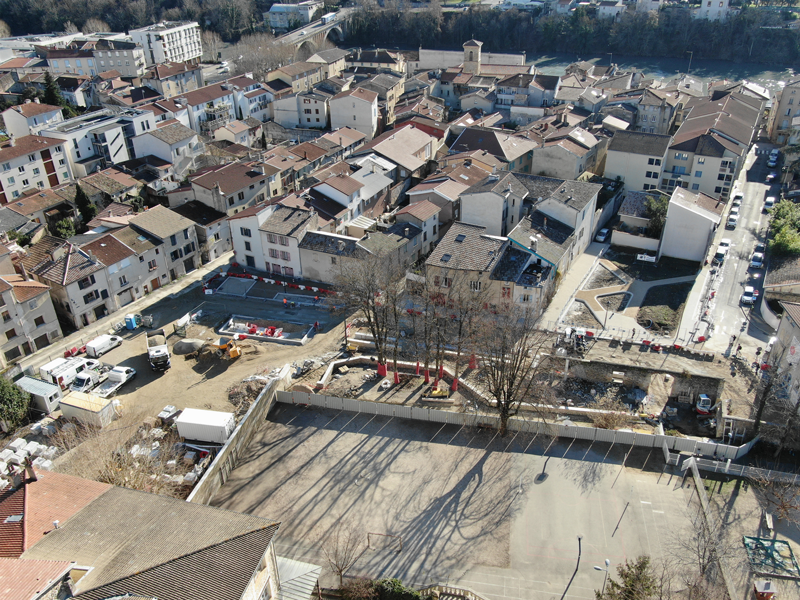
[342,578,378,600]
[0,376,31,430]
[375,579,420,600]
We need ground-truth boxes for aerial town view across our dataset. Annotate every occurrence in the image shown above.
[1,1,800,599]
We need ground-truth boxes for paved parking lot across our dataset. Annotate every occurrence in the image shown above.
[211,405,697,599]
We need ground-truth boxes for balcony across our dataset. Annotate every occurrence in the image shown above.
[200,115,230,132]
[206,102,232,116]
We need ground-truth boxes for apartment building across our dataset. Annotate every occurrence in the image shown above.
[171,201,231,263]
[142,60,204,98]
[129,205,199,281]
[22,236,113,329]
[131,122,203,178]
[771,78,800,145]
[273,89,332,129]
[130,21,202,66]
[307,49,349,79]
[40,108,156,177]
[229,203,318,276]
[46,48,97,77]
[0,136,72,204]
[604,131,671,192]
[111,225,170,294]
[268,62,323,94]
[181,82,237,136]
[0,273,62,365]
[92,40,147,78]
[2,100,64,138]
[81,234,143,309]
[267,0,323,30]
[330,87,379,140]
[662,92,760,200]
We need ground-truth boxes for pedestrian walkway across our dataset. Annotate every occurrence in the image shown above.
[537,242,606,329]
[11,251,233,375]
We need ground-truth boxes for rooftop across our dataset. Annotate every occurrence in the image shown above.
[259,205,316,237]
[0,136,62,164]
[144,122,196,146]
[608,130,672,156]
[0,557,72,600]
[4,101,61,118]
[22,237,105,286]
[190,162,266,195]
[129,205,196,240]
[171,200,228,227]
[395,199,441,222]
[426,221,504,272]
[81,235,135,267]
[508,211,574,266]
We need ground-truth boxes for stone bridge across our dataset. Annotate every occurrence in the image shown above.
[275,10,349,60]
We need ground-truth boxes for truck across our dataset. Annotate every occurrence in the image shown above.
[146,329,171,371]
[85,334,123,358]
[321,12,336,24]
[71,368,104,393]
[93,366,136,398]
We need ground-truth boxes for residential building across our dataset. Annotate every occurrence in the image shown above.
[610,189,663,251]
[141,60,204,98]
[80,234,143,309]
[350,125,437,180]
[187,162,269,216]
[171,201,231,263]
[330,87,379,140]
[312,164,393,230]
[0,273,61,365]
[180,82,237,136]
[131,121,203,178]
[1,100,63,138]
[692,0,734,20]
[307,48,350,79]
[357,72,405,130]
[298,230,363,283]
[358,221,422,265]
[130,21,202,66]
[138,98,191,128]
[45,48,97,77]
[22,236,112,329]
[215,120,251,146]
[0,136,72,203]
[659,187,724,262]
[406,164,487,223]
[268,62,324,94]
[395,199,441,256]
[662,92,760,200]
[91,39,147,78]
[5,185,77,232]
[346,48,407,77]
[769,302,800,389]
[40,108,156,177]
[229,203,317,276]
[458,171,525,237]
[129,205,199,280]
[111,225,170,294]
[604,88,679,135]
[532,127,601,180]
[604,131,671,192]
[0,558,73,600]
[449,127,539,173]
[770,78,800,145]
[273,88,332,129]
[267,0,323,30]
[10,470,282,600]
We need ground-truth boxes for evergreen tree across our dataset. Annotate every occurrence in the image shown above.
[53,218,75,239]
[74,184,97,224]
[0,376,31,430]
[595,556,657,600]
[43,72,65,107]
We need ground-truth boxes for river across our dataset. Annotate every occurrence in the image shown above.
[528,52,797,94]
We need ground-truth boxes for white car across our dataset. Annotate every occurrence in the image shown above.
[726,214,739,229]
[732,196,742,207]
[764,197,776,212]
[595,228,609,243]
[713,246,728,264]
[741,286,758,305]
[729,206,740,217]
[719,238,732,250]
[750,252,765,269]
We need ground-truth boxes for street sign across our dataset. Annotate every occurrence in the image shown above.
[637,254,656,263]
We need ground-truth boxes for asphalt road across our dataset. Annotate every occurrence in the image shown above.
[707,142,780,350]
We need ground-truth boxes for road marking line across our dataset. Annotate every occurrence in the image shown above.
[653,510,665,513]
[640,500,652,504]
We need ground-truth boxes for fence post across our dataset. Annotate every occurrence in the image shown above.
[725,459,730,474]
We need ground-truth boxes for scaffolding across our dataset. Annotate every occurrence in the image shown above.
[743,536,800,579]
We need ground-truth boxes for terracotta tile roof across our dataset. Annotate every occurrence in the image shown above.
[0,275,50,302]
[289,142,327,162]
[189,162,266,195]
[395,199,440,222]
[182,83,233,106]
[0,557,73,600]
[314,173,363,196]
[0,484,24,558]
[277,61,320,77]
[6,189,70,218]
[96,69,123,80]
[145,60,200,80]
[81,235,136,267]
[332,87,378,103]
[87,202,135,228]
[22,236,106,286]
[0,136,62,164]
[5,102,61,118]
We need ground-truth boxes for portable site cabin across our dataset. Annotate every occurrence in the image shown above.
[58,392,117,428]
[15,377,63,415]
[175,408,235,444]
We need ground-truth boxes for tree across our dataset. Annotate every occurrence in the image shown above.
[320,519,365,587]
[201,29,223,62]
[750,470,800,526]
[333,249,407,376]
[595,555,657,600]
[475,304,556,436]
[43,71,65,108]
[0,376,31,430]
[82,17,110,33]
[232,32,294,80]
[74,184,97,224]
[644,194,668,239]
[53,218,75,239]
[0,19,11,38]
[62,20,79,33]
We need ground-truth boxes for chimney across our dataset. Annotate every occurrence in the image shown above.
[23,99,31,104]
[404,227,409,237]
[23,457,38,482]
[338,240,345,252]
[543,216,548,229]
[529,235,537,253]
[8,134,15,147]
[34,97,40,104]
[53,520,59,529]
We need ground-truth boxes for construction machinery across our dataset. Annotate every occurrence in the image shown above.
[211,338,242,360]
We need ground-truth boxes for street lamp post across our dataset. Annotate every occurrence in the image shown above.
[594,559,611,595]
[686,50,694,75]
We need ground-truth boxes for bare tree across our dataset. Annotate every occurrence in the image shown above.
[320,519,365,587]
[0,19,11,38]
[63,21,79,33]
[232,32,295,80]
[474,304,556,435]
[334,249,407,377]
[82,17,110,33]
[750,471,800,526]
[588,398,633,430]
[202,30,223,62]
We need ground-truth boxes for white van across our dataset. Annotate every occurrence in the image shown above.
[85,334,123,358]
[39,357,69,382]
[45,357,99,390]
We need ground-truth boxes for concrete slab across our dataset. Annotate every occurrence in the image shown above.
[217,276,257,296]
[210,405,696,600]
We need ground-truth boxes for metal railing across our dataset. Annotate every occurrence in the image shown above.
[418,584,490,600]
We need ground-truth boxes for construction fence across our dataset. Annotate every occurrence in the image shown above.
[275,390,756,460]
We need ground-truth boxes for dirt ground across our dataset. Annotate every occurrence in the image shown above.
[637,282,693,331]
[605,249,701,282]
[564,299,601,328]
[585,264,626,290]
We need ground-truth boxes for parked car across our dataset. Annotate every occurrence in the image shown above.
[732,195,742,207]
[713,246,728,264]
[768,157,778,168]
[755,242,766,253]
[766,172,778,183]
[595,228,610,243]
[741,286,759,305]
[719,238,732,250]
[750,252,765,269]
[729,206,740,217]
[726,214,739,229]
[764,197,776,212]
